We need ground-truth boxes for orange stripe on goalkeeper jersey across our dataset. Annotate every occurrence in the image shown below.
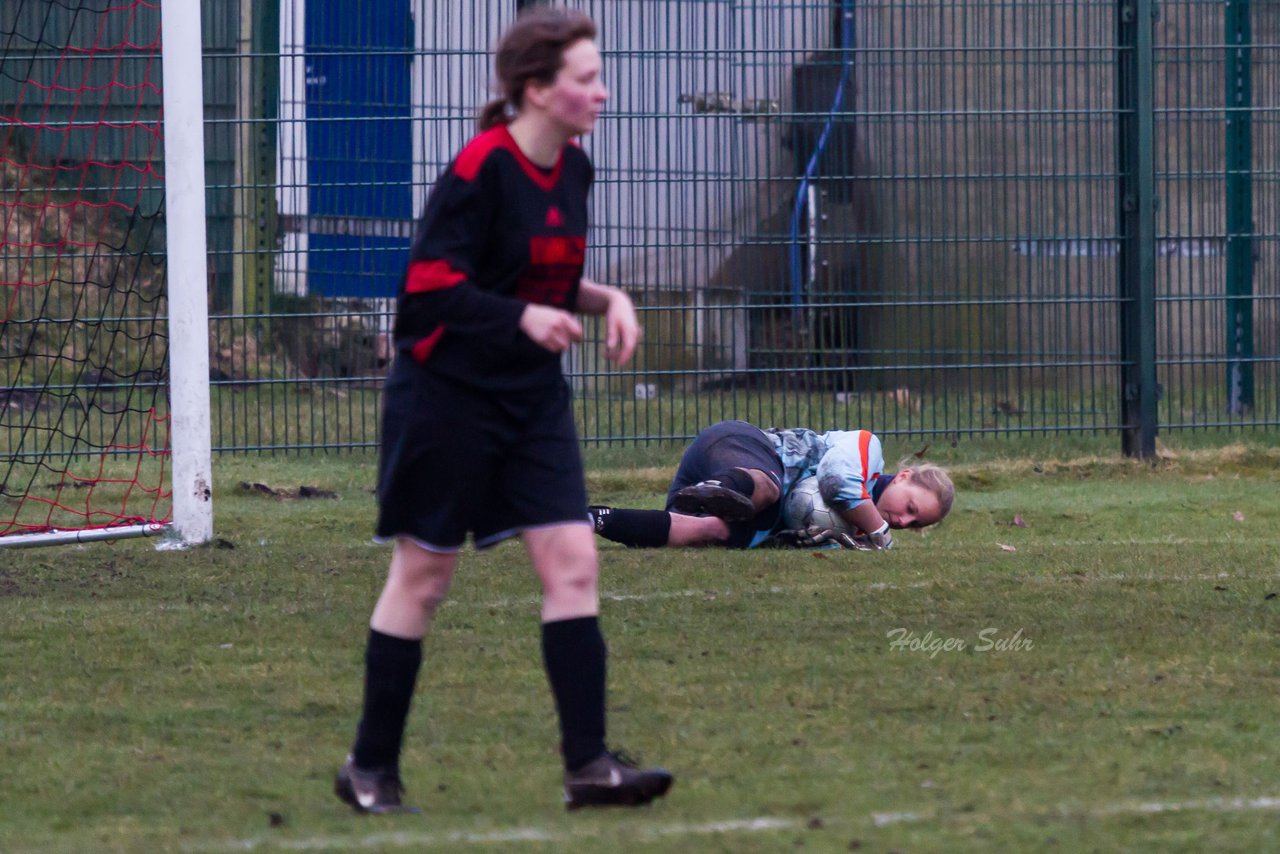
[410,326,445,363]
[405,259,464,294]
[857,430,873,499]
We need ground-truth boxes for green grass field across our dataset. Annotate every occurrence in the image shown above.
[2,436,1279,853]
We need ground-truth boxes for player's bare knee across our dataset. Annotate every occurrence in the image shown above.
[388,557,454,612]
[413,575,452,615]
[553,563,598,595]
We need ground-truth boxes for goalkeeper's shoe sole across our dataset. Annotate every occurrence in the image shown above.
[671,480,754,522]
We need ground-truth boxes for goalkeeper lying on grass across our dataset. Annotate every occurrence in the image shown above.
[588,419,954,549]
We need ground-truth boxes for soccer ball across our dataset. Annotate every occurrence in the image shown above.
[782,476,855,534]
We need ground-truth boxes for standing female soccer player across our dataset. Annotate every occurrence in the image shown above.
[335,7,672,814]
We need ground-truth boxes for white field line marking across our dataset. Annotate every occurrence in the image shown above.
[187,796,1280,852]
[354,536,1277,551]
[352,536,1280,556]
[871,810,928,827]
[447,567,1274,612]
[183,816,799,852]
[874,794,1280,827]
[446,582,928,611]
[1096,795,1280,816]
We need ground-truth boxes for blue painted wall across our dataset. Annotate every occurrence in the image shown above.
[304,0,413,298]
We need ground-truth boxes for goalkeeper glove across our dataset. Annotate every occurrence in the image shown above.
[775,525,865,550]
[864,521,894,550]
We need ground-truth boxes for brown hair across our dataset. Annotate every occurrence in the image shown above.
[899,461,955,524]
[478,7,598,130]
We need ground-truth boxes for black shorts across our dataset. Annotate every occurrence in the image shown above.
[665,420,784,548]
[374,357,588,551]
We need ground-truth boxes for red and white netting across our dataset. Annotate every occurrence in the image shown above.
[2,0,172,541]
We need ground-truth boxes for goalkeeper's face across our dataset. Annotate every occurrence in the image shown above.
[876,471,943,530]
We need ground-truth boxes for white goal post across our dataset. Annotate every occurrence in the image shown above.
[0,0,212,550]
[159,0,214,548]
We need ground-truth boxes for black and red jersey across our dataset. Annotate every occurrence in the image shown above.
[393,124,594,391]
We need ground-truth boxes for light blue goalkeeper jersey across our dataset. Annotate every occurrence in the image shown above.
[763,427,886,511]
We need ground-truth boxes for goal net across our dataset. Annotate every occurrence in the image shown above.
[1,0,209,548]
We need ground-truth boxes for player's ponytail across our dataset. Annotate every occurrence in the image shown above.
[478,97,511,130]
[479,6,597,130]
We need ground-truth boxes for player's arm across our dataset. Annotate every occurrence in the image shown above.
[839,501,888,538]
[575,277,639,364]
[816,431,893,549]
[399,257,526,340]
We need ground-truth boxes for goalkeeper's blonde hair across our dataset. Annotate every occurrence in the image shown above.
[898,460,955,522]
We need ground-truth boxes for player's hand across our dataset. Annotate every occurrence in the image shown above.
[602,289,641,365]
[519,304,584,353]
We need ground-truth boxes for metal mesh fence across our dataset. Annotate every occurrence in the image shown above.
[1155,0,1280,428]
[9,0,1276,453]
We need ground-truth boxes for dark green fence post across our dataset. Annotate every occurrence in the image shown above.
[1116,0,1159,458]
[1225,0,1254,414]
[252,0,280,318]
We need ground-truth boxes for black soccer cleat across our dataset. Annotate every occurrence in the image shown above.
[671,479,755,522]
[334,755,421,815]
[564,750,674,810]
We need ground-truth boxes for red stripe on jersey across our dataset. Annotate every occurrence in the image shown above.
[410,326,446,364]
[857,431,873,499]
[451,125,565,190]
[404,259,465,294]
[452,126,508,181]
[517,235,585,306]
[529,235,586,266]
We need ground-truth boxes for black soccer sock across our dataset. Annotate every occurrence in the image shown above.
[711,466,756,499]
[352,628,423,770]
[590,507,672,548]
[541,616,608,772]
